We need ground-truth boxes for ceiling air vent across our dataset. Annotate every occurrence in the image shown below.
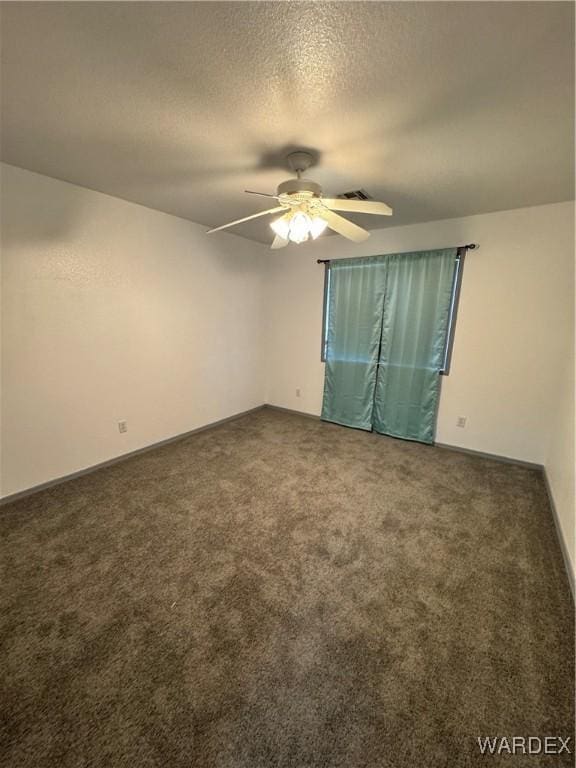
[337,189,372,201]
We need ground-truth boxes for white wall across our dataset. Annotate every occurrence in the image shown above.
[1,163,266,497]
[544,234,575,580]
[264,202,574,462]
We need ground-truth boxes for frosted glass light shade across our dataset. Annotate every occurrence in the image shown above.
[289,213,311,243]
[270,216,290,240]
[310,217,328,239]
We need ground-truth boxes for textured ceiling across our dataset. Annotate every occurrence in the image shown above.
[1,1,574,244]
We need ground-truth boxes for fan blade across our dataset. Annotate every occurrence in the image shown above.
[319,209,370,242]
[271,235,289,250]
[206,206,285,234]
[321,198,393,216]
[245,190,278,198]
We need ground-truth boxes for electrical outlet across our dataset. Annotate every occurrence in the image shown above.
[118,420,128,434]
[456,416,467,428]
[296,388,301,398]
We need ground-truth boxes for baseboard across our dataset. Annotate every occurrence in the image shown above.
[263,403,321,420]
[435,442,544,471]
[0,405,266,507]
[265,405,544,470]
[542,470,575,601]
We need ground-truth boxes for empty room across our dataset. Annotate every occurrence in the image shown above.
[0,2,574,766]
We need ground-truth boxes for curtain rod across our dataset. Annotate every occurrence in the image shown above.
[316,243,478,264]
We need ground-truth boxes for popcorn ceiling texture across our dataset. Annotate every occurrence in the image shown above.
[1,409,573,767]
[1,2,574,243]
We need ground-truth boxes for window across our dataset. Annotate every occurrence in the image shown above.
[320,248,465,374]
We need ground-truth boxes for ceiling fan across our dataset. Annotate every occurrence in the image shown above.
[206,151,393,249]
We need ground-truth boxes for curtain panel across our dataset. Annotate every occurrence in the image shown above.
[321,258,387,430]
[321,248,458,444]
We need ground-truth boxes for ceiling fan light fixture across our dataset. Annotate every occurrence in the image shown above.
[272,211,316,244]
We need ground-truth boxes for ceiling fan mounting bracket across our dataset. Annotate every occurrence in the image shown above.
[286,150,315,176]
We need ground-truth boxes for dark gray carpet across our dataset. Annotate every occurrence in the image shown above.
[1,408,573,767]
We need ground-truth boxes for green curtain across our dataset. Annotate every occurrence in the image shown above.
[321,248,458,443]
[321,257,387,430]
[373,249,457,443]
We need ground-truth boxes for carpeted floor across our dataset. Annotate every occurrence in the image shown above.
[0,408,573,767]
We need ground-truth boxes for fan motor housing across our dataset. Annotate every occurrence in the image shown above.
[277,179,322,197]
